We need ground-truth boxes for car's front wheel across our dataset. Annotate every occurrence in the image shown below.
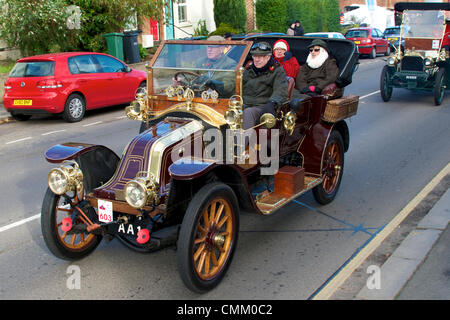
[370,47,377,59]
[380,65,393,102]
[434,68,446,106]
[177,182,239,293]
[63,93,86,122]
[41,188,102,260]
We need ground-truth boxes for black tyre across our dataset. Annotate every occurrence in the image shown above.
[313,130,344,205]
[177,182,239,293]
[434,68,446,106]
[370,47,376,59]
[384,45,390,56]
[63,93,86,122]
[41,188,102,260]
[11,114,31,121]
[380,65,393,102]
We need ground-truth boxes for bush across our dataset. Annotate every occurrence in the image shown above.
[213,0,246,33]
[0,0,78,55]
[255,0,287,33]
[209,23,239,37]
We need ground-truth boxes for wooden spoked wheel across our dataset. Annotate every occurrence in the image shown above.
[322,138,343,194]
[313,131,344,205]
[41,188,102,260]
[193,197,234,280]
[54,192,96,251]
[177,182,239,293]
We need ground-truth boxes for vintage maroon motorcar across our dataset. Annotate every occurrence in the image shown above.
[41,36,359,292]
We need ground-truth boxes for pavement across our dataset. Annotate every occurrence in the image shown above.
[0,61,448,300]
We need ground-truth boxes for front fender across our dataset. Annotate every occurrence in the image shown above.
[45,143,120,192]
[168,158,218,180]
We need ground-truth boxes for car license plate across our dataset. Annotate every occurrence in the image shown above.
[13,99,32,106]
[117,223,141,236]
[406,75,417,80]
[354,41,360,44]
[98,199,113,223]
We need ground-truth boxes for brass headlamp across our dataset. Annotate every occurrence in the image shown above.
[224,95,243,130]
[48,160,83,195]
[124,172,160,209]
[126,89,149,121]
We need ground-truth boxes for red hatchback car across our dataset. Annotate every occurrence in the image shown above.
[345,27,390,59]
[3,52,147,122]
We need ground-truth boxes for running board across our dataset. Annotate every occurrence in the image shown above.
[255,167,322,215]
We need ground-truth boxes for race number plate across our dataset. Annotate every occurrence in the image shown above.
[13,99,32,106]
[98,199,113,223]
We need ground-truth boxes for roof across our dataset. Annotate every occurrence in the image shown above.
[394,2,450,12]
[17,52,109,62]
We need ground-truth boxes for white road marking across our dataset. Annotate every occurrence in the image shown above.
[6,137,32,144]
[360,90,380,100]
[82,121,103,127]
[41,129,67,136]
[0,213,41,233]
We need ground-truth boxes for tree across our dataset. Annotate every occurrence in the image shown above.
[0,0,77,55]
[255,0,287,33]
[213,0,247,33]
[67,0,168,51]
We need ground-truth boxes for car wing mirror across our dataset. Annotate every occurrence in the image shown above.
[123,66,132,73]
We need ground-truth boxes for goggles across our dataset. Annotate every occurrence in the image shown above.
[251,42,271,52]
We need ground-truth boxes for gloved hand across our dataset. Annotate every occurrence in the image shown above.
[300,86,310,94]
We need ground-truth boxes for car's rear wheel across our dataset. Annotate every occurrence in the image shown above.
[41,188,102,260]
[384,45,390,56]
[370,47,377,59]
[434,68,446,106]
[63,93,86,122]
[380,65,393,102]
[177,182,239,293]
[313,130,344,205]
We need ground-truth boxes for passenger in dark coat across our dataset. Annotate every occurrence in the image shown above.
[242,41,288,129]
[295,39,339,96]
[294,20,304,36]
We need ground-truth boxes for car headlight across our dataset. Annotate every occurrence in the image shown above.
[424,57,433,67]
[48,160,83,195]
[126,100,145,121]
[387,56,396,66]
[225,95,243,129]
[124,174,159,209]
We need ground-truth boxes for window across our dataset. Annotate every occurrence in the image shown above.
[94,55,126,73]
[178,0,187,23]
[68,55,99,74]
[9,61,55,77]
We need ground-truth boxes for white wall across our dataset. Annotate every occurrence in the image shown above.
[173,0,216,39]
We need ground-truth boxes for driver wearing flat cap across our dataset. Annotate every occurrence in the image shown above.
[242,41,288,129]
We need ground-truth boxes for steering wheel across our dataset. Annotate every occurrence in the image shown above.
[174,71,213,91]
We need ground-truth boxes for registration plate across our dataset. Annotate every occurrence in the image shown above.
[354,41,360,44]
[406,75,417,80]
[117,223,142,236]
[13,99,32,106]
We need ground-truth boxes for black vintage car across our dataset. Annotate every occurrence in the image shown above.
[380,2,450,105]
[41,35,359,292]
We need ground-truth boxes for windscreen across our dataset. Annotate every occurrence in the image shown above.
[402,10,445,38]
[9,61,55,77]
[345,30,369,38]
[152,43,247,99]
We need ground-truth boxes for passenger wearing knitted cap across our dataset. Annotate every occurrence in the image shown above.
[295,39,339,96]
[272,39,300,80]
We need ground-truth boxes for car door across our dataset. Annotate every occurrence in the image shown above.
[67,55,106,108]
[93,54,136,104]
